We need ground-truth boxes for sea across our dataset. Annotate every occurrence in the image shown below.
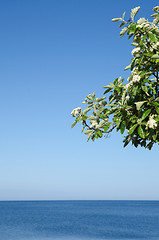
[0,201,158,240]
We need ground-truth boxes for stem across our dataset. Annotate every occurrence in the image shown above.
[84,122,116,134]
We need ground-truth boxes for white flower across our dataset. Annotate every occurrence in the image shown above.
[131,47,140,55]
[71,107,81,117]
[146,115,157,129]
[153,42,159,49]
[132,75,141,82]
[144,23,150,28]
[90,121,99,129]
[125,83,130,90]
[126,96,130,100]
[136,24,142,28]
[125,82,133,90]
[137,18,146,25]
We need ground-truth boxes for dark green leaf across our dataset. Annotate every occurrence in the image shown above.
[119,22,125,28]
[128,23,136,33]
[141,109,151,121]
[129,124,138,134]
[120,120,126,134]
[137,125,145,138]
[154,116,159,121]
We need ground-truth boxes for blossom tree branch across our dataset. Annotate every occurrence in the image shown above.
[71,6,159,150]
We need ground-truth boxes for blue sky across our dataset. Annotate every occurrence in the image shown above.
[0,0,158,200]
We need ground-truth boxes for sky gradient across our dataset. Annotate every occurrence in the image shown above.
[0,0,159,200]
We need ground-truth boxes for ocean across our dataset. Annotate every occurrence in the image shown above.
[0,201,158,240]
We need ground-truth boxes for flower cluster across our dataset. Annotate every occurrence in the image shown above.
[132,75,141,82]
[136,19,150,29]
[71,107,81,117]
[125,74,141,90]
[146,115,157,129]
[90,121,99,129]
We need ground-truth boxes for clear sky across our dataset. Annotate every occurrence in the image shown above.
[0,0,158,200]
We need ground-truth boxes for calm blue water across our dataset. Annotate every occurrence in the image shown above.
[0,201,158,240]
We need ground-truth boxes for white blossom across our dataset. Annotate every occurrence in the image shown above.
[125,74,141,90]
[90,121,99,129]
[137,18,146,25]
[126,96,130,100]
[153,42,159,49]
[131,47,140,55]
[132,75,141,82]
[124,82,133,90]
[71,107,81,117]
[146,115,157,129]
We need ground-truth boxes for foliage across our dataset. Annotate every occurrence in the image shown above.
[71,6,159,150]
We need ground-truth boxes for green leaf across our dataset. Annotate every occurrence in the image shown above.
[120,120,126,134]
[152,134,157,141]
[120,27,128,37]
[87,116,97,120]
[144,52,153,57]
[150,13,158,18]
[148,33,157,42]
[104,123,111,132]
[141,85,149,95]
[141,109,151,121]
[137,125,145,138]
[132,86,139,96]
[128,22,136,34]
[82,115,87,121]
[96,97,106,102]
[104,88,112,94]
[131,6,140,20]
[154,116,159,121]
[84,129,94,135]
[155,106,159,115]
[129,124,138,134]
[147,142,153,150]
[83,107,91,114]
[153,15,159,25]
[135,101,147,110]
[122,12,125,19]
[95,130,103,138]
[124,64,131,70]
[142,34,147,40]
[81,127,85,132]
[119,22,125,28]
[103,85,114,89]
[112,18,123,22]
[123,136,131,147]
[153,102,159,114]
[71,121,77,128]
[151,54,159,59]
